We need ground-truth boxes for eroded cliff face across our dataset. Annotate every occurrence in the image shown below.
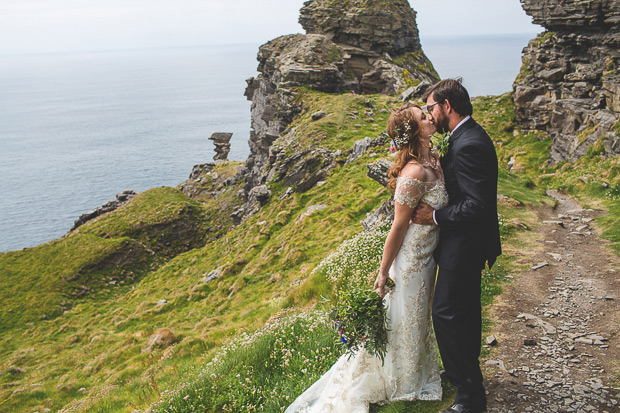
[237,0,438,221]
[299,0,421,57]
[514,0,620,162]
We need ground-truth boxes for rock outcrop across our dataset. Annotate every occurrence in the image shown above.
[513,0,620,162]
[362,158,395,230]
[238,0,438,222]
[142,328,178,353]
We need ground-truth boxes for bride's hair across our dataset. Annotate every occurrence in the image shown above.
[387,104,423,192]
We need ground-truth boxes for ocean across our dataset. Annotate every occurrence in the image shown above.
[0,34,535,252]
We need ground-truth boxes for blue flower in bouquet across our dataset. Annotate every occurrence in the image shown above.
[432,132,450,157]
[330,284,391,364]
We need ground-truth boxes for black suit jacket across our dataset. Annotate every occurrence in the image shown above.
[434,117,502,271]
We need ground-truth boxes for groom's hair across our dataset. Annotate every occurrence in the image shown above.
[424,78,473,117]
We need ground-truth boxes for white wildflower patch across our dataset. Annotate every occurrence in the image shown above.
[312,218,390,290]
[148,310,341,412]
[606,184,620,201]
[498,213,506,228]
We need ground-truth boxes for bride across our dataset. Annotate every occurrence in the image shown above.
[285,104,448,412]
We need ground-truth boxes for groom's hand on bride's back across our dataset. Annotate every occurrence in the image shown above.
[411,202,435,226]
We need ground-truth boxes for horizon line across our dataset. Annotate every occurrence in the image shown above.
[0,32,542,58]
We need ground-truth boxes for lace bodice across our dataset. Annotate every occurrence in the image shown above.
[394,176,447,211]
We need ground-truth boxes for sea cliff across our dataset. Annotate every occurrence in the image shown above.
[514,0,620,162]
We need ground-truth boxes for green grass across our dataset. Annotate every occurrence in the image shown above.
[150,210,519,413]
[531,31,556,47]
[285,87,394,153]
[148,217,459,412]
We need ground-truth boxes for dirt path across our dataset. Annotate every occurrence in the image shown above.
[483,190,620,412]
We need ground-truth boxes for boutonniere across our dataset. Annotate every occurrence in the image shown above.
[432,132,450,157]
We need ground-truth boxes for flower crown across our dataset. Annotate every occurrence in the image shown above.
[392,121,412,149]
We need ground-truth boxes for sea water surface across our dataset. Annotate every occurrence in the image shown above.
[421,34,532,97]
[0,44,257,252]
[0,34,535,252]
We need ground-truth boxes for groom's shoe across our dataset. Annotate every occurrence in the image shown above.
[441,402,484,413]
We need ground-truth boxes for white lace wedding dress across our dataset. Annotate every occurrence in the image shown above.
[286,176,448,413]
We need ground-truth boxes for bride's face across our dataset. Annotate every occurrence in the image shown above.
[411,107,436,139]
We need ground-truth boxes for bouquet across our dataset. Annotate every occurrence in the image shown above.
[432,132,450,157]
[331,278,395,365]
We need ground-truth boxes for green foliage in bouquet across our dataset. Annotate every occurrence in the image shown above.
[332,278,395,365]
[432,132,450,158]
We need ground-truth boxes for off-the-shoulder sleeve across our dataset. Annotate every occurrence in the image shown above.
[394,177,426,209]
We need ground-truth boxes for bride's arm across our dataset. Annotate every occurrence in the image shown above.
[374,165,426,296]
[374,199,414,297]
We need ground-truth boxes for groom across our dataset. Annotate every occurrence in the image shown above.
[412,78,501,413]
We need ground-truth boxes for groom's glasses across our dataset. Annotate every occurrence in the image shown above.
[425,102,442,114]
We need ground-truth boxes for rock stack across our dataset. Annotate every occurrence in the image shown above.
[513,0,620,162]
[209,132,232,161]
[239,0,438,222]
[299,0,422,57]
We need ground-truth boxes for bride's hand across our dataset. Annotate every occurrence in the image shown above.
[374,272,388,297]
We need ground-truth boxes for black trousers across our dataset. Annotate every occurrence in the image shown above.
[432,265,486,409]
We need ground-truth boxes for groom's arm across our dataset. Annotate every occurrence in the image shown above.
[411,202,435,225]
[434,142,496,229]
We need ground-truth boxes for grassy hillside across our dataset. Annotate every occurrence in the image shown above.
[0,188,217,332]
[0,90,618,412]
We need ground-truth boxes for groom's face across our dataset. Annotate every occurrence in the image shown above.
[426,93,450,134]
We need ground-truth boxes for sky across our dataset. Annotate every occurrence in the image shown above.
[0,0,542,55]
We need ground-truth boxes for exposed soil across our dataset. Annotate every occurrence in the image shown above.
[483,190,620,412]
